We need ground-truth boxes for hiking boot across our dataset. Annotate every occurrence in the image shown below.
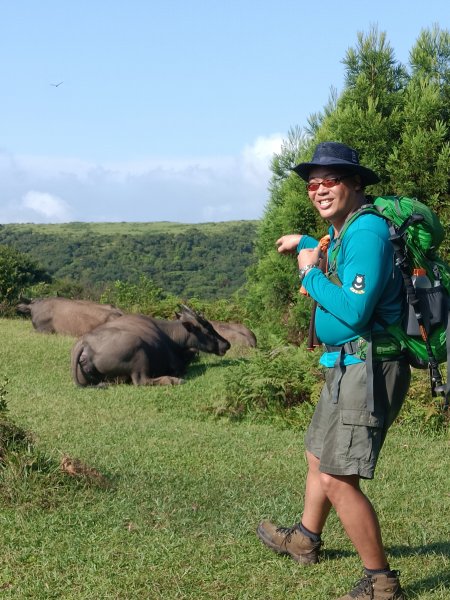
[336,571,405,600]
[256,520,321,564]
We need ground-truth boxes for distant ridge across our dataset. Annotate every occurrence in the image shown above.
[0,220,259,236]
[0,220,258,300]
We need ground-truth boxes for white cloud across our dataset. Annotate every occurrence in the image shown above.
[22,191,73,222]
[241,134,283,183]
[243,134,283,163]
[0,134,283,223]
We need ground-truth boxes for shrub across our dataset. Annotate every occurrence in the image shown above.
[0,377,9,415]
[183,296,253,325]
[99,275,172,315]
[0,245,50,314]
[26,278,86,300]
[218,344,323,428]
[395,369,449,434]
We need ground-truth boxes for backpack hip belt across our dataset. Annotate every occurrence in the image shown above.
[325,335,402,361]
[324,335,404,412]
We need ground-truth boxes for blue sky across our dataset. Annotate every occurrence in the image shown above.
[1,1,449,224]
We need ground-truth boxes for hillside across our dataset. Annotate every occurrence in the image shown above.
[0,220,259,300]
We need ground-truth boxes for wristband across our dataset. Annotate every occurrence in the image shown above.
[298,264,317,282]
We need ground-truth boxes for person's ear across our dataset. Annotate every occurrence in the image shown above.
[353,175,363,191]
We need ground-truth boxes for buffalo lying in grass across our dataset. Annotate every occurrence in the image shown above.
[71,306,231,386]
[209,320,257,348]
[16,297,124,337]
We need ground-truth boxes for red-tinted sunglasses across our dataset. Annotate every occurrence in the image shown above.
[306,174,353,192]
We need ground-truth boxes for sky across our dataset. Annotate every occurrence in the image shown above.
[1,1,449,224]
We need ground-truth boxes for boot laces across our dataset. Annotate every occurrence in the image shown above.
[275,524,300,542]
[275,524,323,549]
[348,575,374,599]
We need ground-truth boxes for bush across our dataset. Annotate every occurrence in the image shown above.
[99,277,255,326]
[395,369,450,434]
[183,296,254,325]
[100,275,174,316]
[0,245,50,314]
[0,377,34,462]
[26,278,87,300]
[217,344,323,428]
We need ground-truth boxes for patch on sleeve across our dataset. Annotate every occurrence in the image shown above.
[350,274,366,294]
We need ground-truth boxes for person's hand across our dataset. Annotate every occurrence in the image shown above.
[275,234,302,254]
[298,245,320,270]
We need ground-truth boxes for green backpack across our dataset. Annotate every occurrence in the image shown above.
[329,195,450,405]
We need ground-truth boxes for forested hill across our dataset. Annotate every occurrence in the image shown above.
[0,221,258,300]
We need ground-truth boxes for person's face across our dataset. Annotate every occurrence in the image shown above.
[306,167,362,232]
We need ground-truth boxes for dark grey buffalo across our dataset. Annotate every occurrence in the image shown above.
[71,306,231,386]
[209,320,257,348]
[16,297,124,337]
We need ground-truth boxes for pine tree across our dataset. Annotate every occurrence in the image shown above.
[386,24,450,242]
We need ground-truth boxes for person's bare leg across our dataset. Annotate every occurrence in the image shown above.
[301,451,332,534]
[320,472,388,569]
[256,450,326,563]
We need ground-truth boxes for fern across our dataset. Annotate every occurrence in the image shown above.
[220,345,322,427]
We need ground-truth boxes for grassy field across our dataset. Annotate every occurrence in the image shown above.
[1,318,449,599]
[0,220,258,237]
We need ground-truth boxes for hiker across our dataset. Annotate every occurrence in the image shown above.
[257,142,411,600]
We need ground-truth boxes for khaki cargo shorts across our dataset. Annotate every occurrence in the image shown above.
[305,359,411,479]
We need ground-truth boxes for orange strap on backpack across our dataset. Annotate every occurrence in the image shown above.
[299,234,330,296]
[302,234,331,350]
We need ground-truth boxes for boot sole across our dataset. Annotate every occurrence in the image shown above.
[256,524,318,564]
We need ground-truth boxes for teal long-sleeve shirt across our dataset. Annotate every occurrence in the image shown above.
[297,213,404,367]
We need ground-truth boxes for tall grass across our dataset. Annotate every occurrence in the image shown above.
[0,318,449,599]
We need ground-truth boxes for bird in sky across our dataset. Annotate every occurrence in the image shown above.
[50,81,64,87]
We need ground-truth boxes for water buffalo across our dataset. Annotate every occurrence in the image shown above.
[209,320,257,348]
[16,297,124,337]
[71,306,231,387]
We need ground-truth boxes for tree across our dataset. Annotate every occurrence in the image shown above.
[0,245,50,308]
[387,25,450,237]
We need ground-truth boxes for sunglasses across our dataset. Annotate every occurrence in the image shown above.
[306,174,353,192]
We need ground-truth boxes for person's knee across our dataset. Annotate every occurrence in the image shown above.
[306,450,320,472]
[319,472,360,503]
[318,472,335,497]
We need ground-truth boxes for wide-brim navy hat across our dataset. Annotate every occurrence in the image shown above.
[292,141,380,186]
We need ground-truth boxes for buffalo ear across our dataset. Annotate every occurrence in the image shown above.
[174,311,181,319]
[181,320,195,333]
[180,303,197,317]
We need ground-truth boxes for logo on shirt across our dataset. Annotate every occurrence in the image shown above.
[350,274,366,294]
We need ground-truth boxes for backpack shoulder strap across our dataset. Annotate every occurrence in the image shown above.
[329,203,385,271]
[326,203,389,414]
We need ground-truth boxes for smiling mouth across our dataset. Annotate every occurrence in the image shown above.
[318,199,333,208]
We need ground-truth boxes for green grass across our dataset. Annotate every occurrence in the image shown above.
[0,220,258,237]
[1,318,449,599]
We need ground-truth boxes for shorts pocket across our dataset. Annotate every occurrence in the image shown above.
[341,409,384,428]
[339,410,385,464]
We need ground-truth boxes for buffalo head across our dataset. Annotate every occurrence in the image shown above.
[178,305,230,356]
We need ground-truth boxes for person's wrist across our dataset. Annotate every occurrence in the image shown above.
[298,264,317,282]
